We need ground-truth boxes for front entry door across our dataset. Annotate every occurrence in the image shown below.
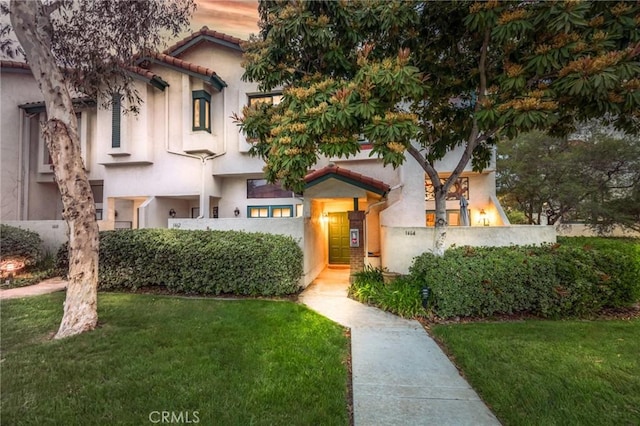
[328,212,350,264]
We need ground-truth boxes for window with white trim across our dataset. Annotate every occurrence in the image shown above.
[248,205,293,218]
[192,90,211,132]
[112,93,122,148]
[248,92,282,107]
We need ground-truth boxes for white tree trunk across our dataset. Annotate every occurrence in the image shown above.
[11,0,99,339]
[433,189,447,256]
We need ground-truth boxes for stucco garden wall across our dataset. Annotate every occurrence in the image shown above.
[2,220,68,255]
[556,223,640,238]
[381,225,557,274]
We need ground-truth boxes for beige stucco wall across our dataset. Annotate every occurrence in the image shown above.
[381,225,557,274]
[556,224,640,238]
[2,220,68,255]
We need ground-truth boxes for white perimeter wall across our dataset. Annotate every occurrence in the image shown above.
[2,220,68,255]
[557,223,640,238]
[381,225,557,274]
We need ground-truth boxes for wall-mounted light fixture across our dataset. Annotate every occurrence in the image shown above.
[169,208,176,218]
[321,212,329,224]
[234,207,240,217]
[479,209,489,226]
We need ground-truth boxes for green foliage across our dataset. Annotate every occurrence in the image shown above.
[410,240,640,319]
[0,224,43,266]
[498,128,640,231]
[349,267,424,318]
[239,0,640,217]
[57,229,303,296]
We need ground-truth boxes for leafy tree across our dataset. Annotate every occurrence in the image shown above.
[8,0,194,338]
[498,127,640,232]
[237,0,640,253]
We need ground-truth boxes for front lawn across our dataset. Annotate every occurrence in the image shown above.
[431,320,640,425]
[1,293,350,425]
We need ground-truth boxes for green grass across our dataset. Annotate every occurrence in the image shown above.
[1,293,350,425]
[431,320,640,426]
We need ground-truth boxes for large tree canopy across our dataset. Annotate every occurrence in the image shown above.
[8,0,194,338]
[238,0,640,243]
[498,127,640,232]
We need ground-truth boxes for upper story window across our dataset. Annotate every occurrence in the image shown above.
[248,92,282,107]
[247,179,294,199]
[112,93,122,148]
[425,176,469,201]
[192,90,211,132]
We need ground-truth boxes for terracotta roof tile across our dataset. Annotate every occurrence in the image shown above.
[163,26,244,56]
[144,51,221,79]
[0,60,31,71]
[305,164,390,195]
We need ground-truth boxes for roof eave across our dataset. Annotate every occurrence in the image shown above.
[168,34,243,57]
[305,172,389,197]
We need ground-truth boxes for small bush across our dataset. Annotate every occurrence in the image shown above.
[0,224,43,266]
[349,267,425,318]
[57,229,304,296]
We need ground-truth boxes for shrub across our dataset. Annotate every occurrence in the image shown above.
[57,229,303,296]
[410,240,640,319]
[349,267,425,318]
[0,224,43,266]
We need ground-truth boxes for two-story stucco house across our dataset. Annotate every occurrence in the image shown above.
[0,27,555,285]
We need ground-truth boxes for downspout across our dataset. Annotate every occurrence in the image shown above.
[163,88,226,219]
[17,108,24,219]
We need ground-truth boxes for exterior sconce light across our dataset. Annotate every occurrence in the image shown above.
[169,209,176,218]
[479,209,489,226]
[234,207,240,217]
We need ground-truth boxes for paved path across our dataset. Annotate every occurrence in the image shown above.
[300,267,501,426]
[0,277,67,300]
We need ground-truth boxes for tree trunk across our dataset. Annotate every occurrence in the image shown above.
[432,187,448,256]
[11,0,99,339]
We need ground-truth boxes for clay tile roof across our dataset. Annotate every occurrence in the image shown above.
[0,60,31,71]
[146,51,220,79]
[163,26,244,56]
[305,164,390,196]
[127,64,156,80]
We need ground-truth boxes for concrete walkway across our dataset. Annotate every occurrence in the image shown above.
[0,277,67,300]
[299,267,501,426]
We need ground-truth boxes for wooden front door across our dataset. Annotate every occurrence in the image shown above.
[328,212,350,264]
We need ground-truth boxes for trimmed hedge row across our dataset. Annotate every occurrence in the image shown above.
[350,238,639,320]
[57,229,303,296]
[411,239,640,319]
[0,224,43,265]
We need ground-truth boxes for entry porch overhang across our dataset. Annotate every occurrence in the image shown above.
[304,164,390,199]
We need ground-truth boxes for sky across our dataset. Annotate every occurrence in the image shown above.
[0,1,261,60]
[191,0,260,40]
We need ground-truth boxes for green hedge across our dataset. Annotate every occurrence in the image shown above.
[350,238,639,320]
[0,224,43,266]
[57,229,303,296]
[410,239,640,319]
